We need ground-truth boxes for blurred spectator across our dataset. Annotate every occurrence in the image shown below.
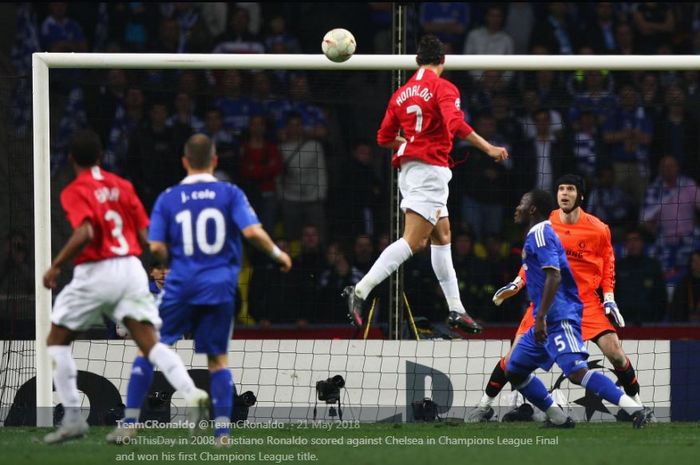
[519,89,564,140]
[284,74,329,141]
[215,70,263,138]
[639,72,663,123]
[531,3,579,55]
[492,93,524,145]
[200,3,228,37]
[670,250,700,322]
[584,2,618,54]
[103,86,145,174]
[586,165,636,241]
[164,3,211,53]
[203,108,238,176]
[278,113,328,241]
[40,2,87,52]
[111,2,156,52]
[469,70,507,116]
[651,85,700,178]
[318,243,363,324]
[212,7,264,54]
[166,92,204,135]
[419,3,470,52]
[642,156,700,246]
[331,140,383,239]
[264,15,301,53]
[519,108,571,193]
[239,115,283,232]
[616,228,667,323]
[236,2,262,35]
[249,239,299,325]
[463,5,513,81]
[127,100,181,209]
[451,230,490,320]
[602,84,653,204]
[352,234,376,274]
[680,71,700,122]
[571,110,602,182]
[614,21,636,55]
[504,2,535,54]
[458,113,511,240]
[568,70,616,125]
[0,231,33,296]
[151,17,180,53]
[369,2,393,53]
[632,2,675,54]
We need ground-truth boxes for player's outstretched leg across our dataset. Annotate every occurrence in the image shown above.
[44,342,90,444]
[507,372,574,428]
[467,357,508,422]
[569,368,653,429]
[596,333,642,404]
[124,319,209,434]
[106,354,154,444]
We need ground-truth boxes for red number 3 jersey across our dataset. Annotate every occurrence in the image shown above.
[60,166,149,264]
[377,68,473,168]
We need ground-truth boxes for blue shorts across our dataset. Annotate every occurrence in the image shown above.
[159,301,235,356]
[507,319,589,377]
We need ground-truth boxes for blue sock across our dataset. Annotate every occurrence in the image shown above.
[517,374,554,412]
[210,369,234,438]
[581,370,624,405]
[123,356,154,425]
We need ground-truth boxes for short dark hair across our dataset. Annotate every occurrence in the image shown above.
[556,173,586,198]
[184,134,215,169]
[529,189,555,218]
[70,129,102,167]
[416,35,445,66]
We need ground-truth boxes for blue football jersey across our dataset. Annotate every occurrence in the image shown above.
[522,221,583,324]
[149,174,260,304]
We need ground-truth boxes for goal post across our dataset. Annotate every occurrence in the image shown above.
[32,52,700,426]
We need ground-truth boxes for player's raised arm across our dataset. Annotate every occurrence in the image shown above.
[464,131,509,162]
[242,224,292,272]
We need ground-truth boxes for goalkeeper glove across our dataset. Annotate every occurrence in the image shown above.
[492,276,524,306]
[603,292,625,327]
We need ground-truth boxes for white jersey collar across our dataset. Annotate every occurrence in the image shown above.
[528,220,551,235]
[181,173,218,184]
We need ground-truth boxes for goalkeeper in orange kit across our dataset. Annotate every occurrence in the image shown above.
[468,174,644,422]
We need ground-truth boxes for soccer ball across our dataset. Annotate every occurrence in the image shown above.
[321,28,356,63]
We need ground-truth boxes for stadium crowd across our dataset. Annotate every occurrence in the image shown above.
[5,2,700,328]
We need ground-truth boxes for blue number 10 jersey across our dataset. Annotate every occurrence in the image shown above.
[522,221,583,324]
[149,174,260,305]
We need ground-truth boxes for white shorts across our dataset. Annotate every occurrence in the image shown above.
[398,161,451,225]
[51,256,162,331]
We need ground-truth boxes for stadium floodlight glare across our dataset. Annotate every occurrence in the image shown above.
[32,52,700,426]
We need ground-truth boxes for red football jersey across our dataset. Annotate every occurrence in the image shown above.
[60,166,149,264]
[377,68,473,168]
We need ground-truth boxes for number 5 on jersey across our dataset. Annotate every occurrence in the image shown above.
[175,208,226,256]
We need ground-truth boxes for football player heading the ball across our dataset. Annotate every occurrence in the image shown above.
[343,35,509,333]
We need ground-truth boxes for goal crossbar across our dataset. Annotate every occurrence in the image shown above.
[31,52,700,426]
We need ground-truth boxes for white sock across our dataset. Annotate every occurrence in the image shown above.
[148,343,196,399]
[545,405,568,425]
[355,238,412,299]
[618,394,644,415]
[47,345,81,424]
[478,393,495,408]
[431,243,465,313]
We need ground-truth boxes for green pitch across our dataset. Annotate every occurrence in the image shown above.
[1,422,698,465]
